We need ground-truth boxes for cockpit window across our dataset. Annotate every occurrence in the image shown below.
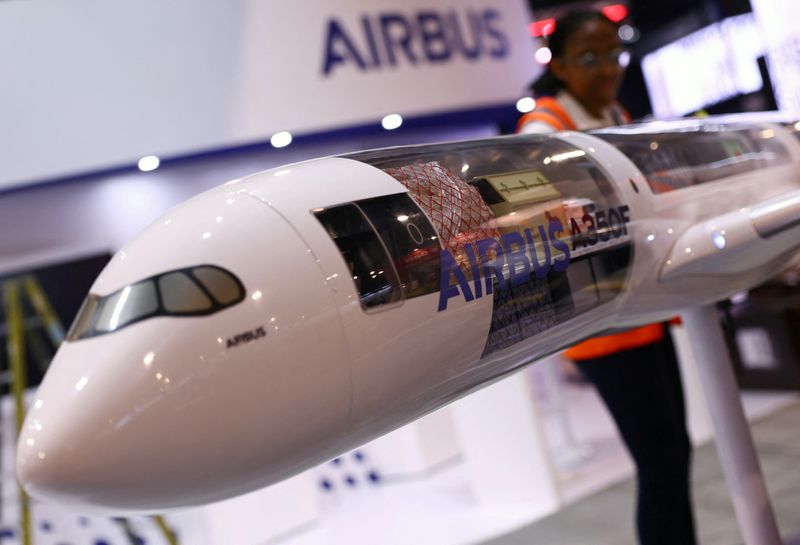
[66,265,245,341]
[95,281,159,332]
[159,272,212,313]
[68,295,100,340]
[193,266,242,305]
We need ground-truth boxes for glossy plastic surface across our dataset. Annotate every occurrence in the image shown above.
[595,123,791,194]
[18,187,352,510]
[17,116,800,513]
[349,136,634,357]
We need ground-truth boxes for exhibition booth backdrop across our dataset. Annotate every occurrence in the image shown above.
[2,1,800,544]
[0,0,536,191]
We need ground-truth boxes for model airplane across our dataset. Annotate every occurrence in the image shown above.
[16,117,800,513]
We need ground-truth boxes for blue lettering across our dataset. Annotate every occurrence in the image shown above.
[525,226,552,278]
[549,219,571,273]
[438,249,474,311]
[502,232,531,288]
[483,9,509,58]
[323,9,510,75]
[436,204,632,310]
[447,10,481,60]
[463,243,483,299]
[361,16,382,67]
[476,238,506,294]
[380,14,417,66]
[322,18,367,75]
[418,12,451,62]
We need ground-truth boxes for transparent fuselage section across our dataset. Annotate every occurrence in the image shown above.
[593,123,791,194]
[65,122,796,357]
[340,135,633,357]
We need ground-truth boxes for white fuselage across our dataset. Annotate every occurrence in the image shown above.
[17,118,800,513]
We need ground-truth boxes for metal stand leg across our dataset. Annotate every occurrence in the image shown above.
[681,305,781,545]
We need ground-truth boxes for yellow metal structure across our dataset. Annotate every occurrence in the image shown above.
[22,276,65,346]
[3,275,180,545]
[154,515,179,545]
[4,280,32,545]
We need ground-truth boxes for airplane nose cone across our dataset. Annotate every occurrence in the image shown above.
[18,315,350,513]
[16,183,352,513]
[17,386,191,513]
[16,369,114,509]
[16,396,90,507]
[15,340,160,512]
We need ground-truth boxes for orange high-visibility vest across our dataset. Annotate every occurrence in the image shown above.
[563,324,665,361]
[516,97,578,132]
[517,96,631,133]
[517,95,659,360]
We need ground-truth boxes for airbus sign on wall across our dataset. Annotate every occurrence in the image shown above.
[234,1,535,139]
[0,0,536,190]
[320,9,510,75]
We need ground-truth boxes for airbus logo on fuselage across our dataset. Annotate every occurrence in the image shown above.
[438,218,570,312]
[227,326,267,349]
[322,9,510,76]
[438,204,632,311]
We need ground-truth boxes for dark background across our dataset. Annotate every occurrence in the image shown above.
[0,254,111,388]
[525,0,764,120]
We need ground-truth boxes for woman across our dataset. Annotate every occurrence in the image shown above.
[518,10,632,133]
[518,10,697,545]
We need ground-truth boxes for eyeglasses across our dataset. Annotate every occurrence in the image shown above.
[565,48,631,69]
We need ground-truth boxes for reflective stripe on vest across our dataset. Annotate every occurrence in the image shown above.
[563,324,665,361]
[516,96,578,132]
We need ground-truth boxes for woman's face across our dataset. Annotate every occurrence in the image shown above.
[551,19,626,114]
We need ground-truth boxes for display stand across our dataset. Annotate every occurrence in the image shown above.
[527,353,594,469]
[682,305,782,545]
[366,407,461,478]
[169,474,319,545]
[451,372,560,517]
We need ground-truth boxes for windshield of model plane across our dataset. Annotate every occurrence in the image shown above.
[592,125,791,194]
[66,265,245,341]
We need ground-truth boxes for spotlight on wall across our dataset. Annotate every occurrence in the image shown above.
[138,156,160,172]
[382,114,403,130]
[271,131,293,148]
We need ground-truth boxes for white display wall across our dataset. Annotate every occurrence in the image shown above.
[0,123,495,277]
[0,0,536,190]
